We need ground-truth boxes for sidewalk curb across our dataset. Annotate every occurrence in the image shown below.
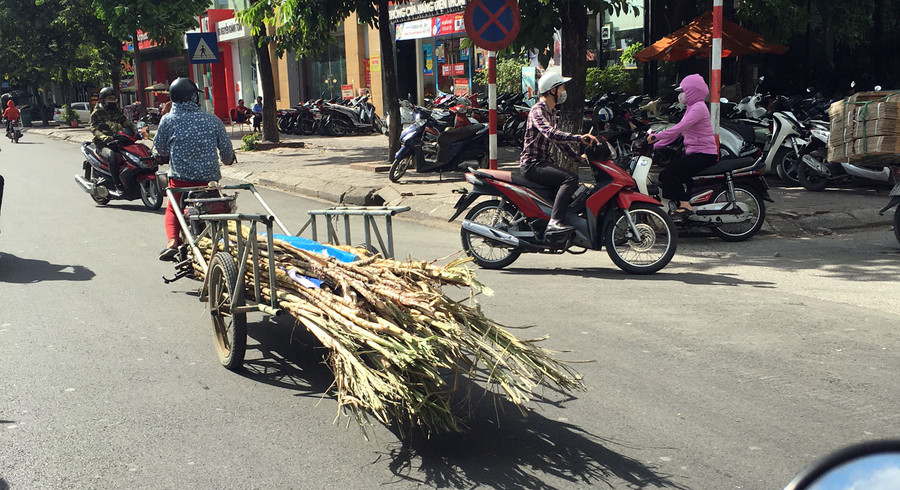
[32,126,893,235]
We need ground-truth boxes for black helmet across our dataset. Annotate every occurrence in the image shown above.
[169,77,201,104]
[99,87,116,99]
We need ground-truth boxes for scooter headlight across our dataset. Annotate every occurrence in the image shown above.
[123,151,142,165]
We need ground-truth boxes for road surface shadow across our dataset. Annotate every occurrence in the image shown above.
[238,314,336,395]
[377,392,688,489]
[94,202,166,215]
[0,478,8,490]
[500,266,777,288]
[236,313,686,488]
[0,253,95,283]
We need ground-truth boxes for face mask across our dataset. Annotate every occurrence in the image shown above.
[556,89,568,104]
[105,102,118,110]
[677,92,686,105]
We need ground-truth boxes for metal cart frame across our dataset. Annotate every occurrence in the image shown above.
[163,183,408,370]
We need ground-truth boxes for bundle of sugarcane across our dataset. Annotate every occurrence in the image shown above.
[195,223,584,435]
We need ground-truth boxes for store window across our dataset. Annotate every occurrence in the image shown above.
[307,32,347,99]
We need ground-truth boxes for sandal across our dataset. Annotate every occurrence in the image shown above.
[158,247,179,262]
[672,207,694,218]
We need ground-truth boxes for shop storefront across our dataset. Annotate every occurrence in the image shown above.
[390,0,485,103]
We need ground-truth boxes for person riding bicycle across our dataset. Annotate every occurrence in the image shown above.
[520,71,600,233]
[155,77,235,262]
[90,87,136,195]
[647,74,718,217]
[3,100,21,135]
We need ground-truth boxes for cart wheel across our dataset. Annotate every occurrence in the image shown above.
[208,251,247,370]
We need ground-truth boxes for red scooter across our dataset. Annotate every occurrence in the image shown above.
[74,125,163,210]
[448,143,677,274]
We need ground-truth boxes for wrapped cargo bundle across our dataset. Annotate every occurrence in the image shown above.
[828,91,900,167]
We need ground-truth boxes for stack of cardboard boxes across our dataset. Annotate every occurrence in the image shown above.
[827,91,900,167]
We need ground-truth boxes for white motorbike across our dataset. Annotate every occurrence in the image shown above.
[759,110,810,184]
[630,139,771,241]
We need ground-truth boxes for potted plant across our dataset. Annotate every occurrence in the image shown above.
[61,104,80,128]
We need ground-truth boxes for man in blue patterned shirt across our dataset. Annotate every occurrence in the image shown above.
[521,71,599,233]
[155,77,235,261]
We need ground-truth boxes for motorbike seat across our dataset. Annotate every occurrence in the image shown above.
[721,120,757,144]
[470,168,554,191]
[694,157,758,176]
[437,124,485,146]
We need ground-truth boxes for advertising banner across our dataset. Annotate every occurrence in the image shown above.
[521,67,537,99]
[433,13,465,37]
[453,63,465,76]
[423,44,434,76]
[396,18,433,41]
[454,78,469,96]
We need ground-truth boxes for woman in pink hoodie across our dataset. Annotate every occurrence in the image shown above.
[648,74,718,215]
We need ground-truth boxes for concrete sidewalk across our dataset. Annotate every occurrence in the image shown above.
[27,123,896,235]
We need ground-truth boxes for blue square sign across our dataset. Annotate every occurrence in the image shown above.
[186,32,219,64]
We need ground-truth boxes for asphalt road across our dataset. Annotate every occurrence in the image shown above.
[2,135,899,489]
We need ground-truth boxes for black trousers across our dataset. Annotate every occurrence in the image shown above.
[99,147,122,190]
[658,152,718,202]
[523,162,578,222]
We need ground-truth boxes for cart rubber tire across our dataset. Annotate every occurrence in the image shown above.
[208,251,247,370]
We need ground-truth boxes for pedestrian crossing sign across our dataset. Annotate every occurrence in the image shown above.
[186,32,219,64]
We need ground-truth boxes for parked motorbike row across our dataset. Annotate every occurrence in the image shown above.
[276,94,383,137]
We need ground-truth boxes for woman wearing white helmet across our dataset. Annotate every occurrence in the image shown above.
[520,71,600,233]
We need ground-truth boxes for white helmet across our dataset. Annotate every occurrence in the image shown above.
[597,107,614,122]
[538,71,571,95]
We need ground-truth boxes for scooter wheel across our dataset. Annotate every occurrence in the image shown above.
[711,185,766,241]
[775,147,801,185]
[603,203,677,274]
[140,179,163,210]
[893,206,900,245]
[797,153,829,192]
[460,200,521,269]
[388,155,413,183]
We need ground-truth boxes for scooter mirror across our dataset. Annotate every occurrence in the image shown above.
[784,440,900,490]
[875,85,882,91]
[720,97,729,103]
[851,81,856,88]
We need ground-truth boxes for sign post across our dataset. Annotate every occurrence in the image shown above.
[711,0,723,152]
[465,0,521,170]
[186,32,219,64]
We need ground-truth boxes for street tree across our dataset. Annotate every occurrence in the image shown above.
[93,0,209,103]
[514,0,635,171]
[239,0,404,155]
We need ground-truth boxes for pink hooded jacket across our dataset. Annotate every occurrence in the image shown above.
[653,74,718,156]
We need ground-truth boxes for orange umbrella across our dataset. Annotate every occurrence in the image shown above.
[634,11,787,62]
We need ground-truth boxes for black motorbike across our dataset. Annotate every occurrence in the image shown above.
[388,109,488,183]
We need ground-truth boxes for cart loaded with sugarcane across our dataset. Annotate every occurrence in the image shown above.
[162,182,584,434]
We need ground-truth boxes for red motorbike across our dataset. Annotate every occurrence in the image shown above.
[449,143,677,274]
[74,126,163,210]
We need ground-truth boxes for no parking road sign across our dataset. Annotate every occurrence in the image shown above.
[186,32,219,64]
[464,0,521,51]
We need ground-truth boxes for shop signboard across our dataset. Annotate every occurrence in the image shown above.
[216,17,251,42]
[389,0,466,23]
[341,85,354,99]
[441,64,451,76]
[396,18,432,41]
[370,55,381,72]
[452,63,465,76]
[454,78,469,96]
[432,13,465,37]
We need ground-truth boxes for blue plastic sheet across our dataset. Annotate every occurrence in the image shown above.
[272,234,358,263]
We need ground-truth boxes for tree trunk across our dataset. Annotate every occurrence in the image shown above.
[253,30,280,143]
[61,68,72,105]
[378,0,402,158]
[557,0,589,174]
